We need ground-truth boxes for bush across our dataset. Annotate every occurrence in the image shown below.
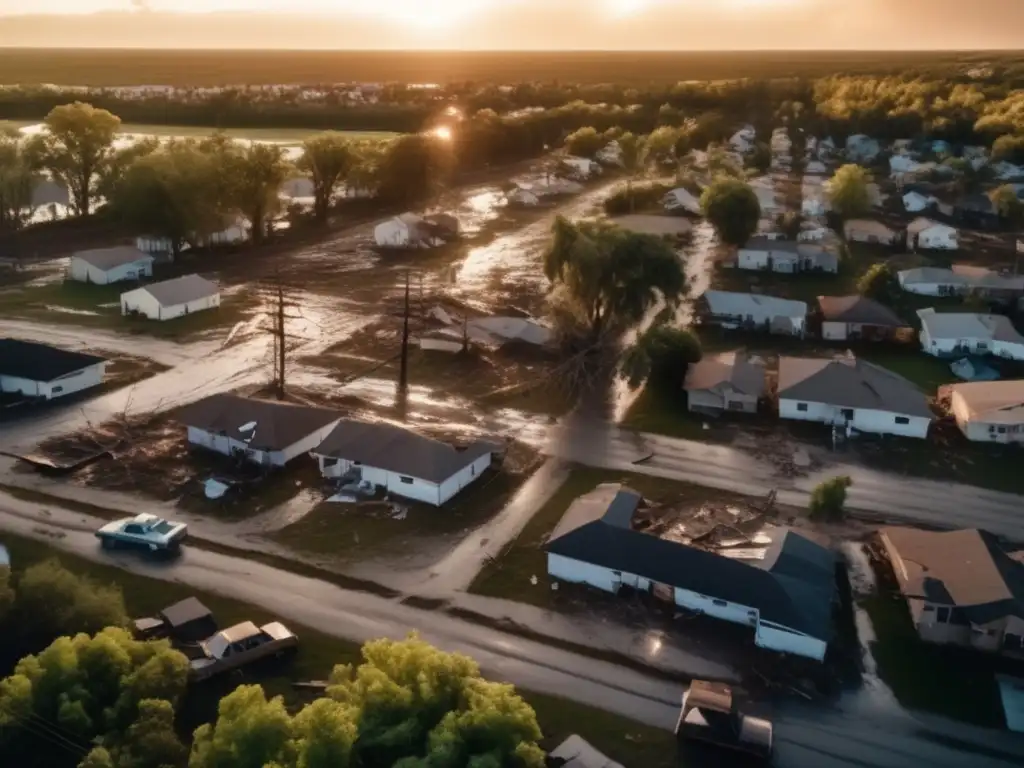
[602,181,673,215]
[809,476,852,522]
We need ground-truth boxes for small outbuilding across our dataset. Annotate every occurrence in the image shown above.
[907,218,958,251]
[684,351,766,415]
[817,295,908,341]
[120,274,220,321]
[68,246,154,285]
[661,187,702,215]
[0,338,107,401]
[374,213,445,249]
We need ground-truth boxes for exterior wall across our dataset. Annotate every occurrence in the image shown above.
[68,258,152,285]
[375,221,410,247]
[437,453,492,505]
[961,417,1024,444]
[756,623,828,660]
[922,333,1024,361]
[674,586,759,626]
[917,229,958,250]
[156,294,221,321]
[687,387,757,414]
[738,248,769,270]
[0,363,104,400]
[779,399,931,438]
[900,281,951,297]
[822,321,848,341]
[280,420,341,463]
[188,423,337,468]
[121,288,159,318]
[547,553,624,593]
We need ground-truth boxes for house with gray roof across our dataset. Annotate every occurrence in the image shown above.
[120,274,220,321]
[917,309,1024,361]
[737,237,839,274]
[684,351,766,415]
[880,527,1024,658]
[545,484,838,661]
[68,245,154,285]
[700,291,808,336]
[312,419,498,506]
[818,295,908,341]
[778,353,934,439]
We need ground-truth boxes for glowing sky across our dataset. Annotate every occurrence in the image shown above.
[1,0,1022,49]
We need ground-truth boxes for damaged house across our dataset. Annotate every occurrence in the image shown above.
[545,484,838,661]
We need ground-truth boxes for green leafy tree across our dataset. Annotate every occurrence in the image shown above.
[78,748,115,768]
[992,134,1024,166]
[0,562,13,623]
[700,178,760,247]
[376,134,453,208]
[0,128,42,231]
[113,142,225,256]
[990,184,1024,226]
[189,685,297,768]
[616,131,645,212]
[620,325,703,390]
[543,217,686,339]
[747,142,772,174]
[29,102,121,216]
[106,698,187,768]
[227,142,291,243]
[95,138,159,205]
[563,127,604,159]
[643,126,679,168]
[299,132,356,222]
[826,164,873,219]
[0,629,188,768]
[809,476,853,522]
[857,263,897,303]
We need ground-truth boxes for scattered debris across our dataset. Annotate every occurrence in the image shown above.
[204,478,231,500]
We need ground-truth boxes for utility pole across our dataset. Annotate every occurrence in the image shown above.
[398,270,410,395]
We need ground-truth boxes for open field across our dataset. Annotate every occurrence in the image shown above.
[0,49,1022,86]
[2,120,397,143]
[0,532,682,768]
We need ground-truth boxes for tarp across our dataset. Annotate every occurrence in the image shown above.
[950,357,1000,382]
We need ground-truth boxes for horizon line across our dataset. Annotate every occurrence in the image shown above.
[0,46,1018,54]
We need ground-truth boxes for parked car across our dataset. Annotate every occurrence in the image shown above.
[675,680,773,762]
[189,621,298,681]
[132,597,217,644]
[96,513,188,552]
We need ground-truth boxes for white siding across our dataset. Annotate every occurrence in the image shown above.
[779,398,931,438]
[674,587,759,625]
[187,421,338,468]
[280,420,341,463]
[68,257,152,285]
[436,453,492,504]
[921,332,1024,361]
[0,363,105,401]
[374,220,410,247]
[756,623,828,660]
[822,321,848,341]
[547,554,623,593]
[315,452,490,506]
[419,337,464,353]
[156,294,221,321]
[120,287,161,318]
[738,249,770,270]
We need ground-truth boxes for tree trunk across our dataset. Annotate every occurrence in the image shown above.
[314,194,329,223]
[250,209,264,244]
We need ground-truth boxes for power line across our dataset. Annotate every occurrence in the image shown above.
[1,710,90,758]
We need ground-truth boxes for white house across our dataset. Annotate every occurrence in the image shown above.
[907,218,958,251]
[135,235,176,259]
[545,484,837,661]
[121,274,220,321]
[595,141,624,167]
[176,393,342,469]
[506,187,541,207]
[374,213,444,249]
[798,226,836,243]
[701,291,808,336]
[817,295,908,341]
[917,309,1024,360]
[902,190,936,213]
[661,187,702,215]
[312,420,498,507]
[68,246,154,285]
[0,339,107,401]
[846,134,881,163]
[778,354,933,439]
[560,156,602,180]
[947,381,1024,444]
[897,267,970,296]
[684,351,766,415]
[729,125,756,154]
[737,238,838,274]
[843,219,899,245]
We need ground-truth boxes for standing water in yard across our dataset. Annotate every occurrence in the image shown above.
[611,220,717,423]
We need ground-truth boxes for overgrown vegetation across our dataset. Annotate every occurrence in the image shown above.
[809,476,853,522]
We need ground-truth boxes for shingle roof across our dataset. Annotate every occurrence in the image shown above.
[899,267,967,286]
[951,264,1024,292]
[881,527,1024,625]
[314,419,498,484]
[778,355,932,417]
[948,380,1024,425]
[0,339,106,382]
[176,394,341,452]
[546,491,837,640]
[702,291,807,318]
[907,217,954,236]
[684,351,766,396]
[917,309,1024,345]
[817,295,907,327]
[843,219,895,238]
[72,245,153,271]
[138,274,219,307]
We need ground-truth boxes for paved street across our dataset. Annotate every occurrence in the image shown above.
[1,502,1022,768]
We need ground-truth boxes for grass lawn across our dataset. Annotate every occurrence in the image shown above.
[5,120,398,143]
[271,466,533,561]
[855,349,959,392]
[621,383,729,441]
[860,588,1007,728]
[470,467,760,609]
[0,531,681,766]
[0,278,259,340]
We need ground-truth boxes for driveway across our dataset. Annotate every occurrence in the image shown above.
[1,503,1022,768]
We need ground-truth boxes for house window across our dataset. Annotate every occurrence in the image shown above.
[894,416,910,425]
[712,599,728,607]
[399,476,414,484]
[935,607,952,623]
[998,427,1007,434]
[990,425,997,433]
[796,403,808,412]
[51,386,63,394]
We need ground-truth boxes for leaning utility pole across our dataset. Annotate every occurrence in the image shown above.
[274,281,286,400]
[398,270,411,395]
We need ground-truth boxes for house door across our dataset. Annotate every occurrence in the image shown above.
[840,408,854,423]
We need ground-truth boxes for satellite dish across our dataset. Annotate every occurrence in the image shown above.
[238,421,257,432]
